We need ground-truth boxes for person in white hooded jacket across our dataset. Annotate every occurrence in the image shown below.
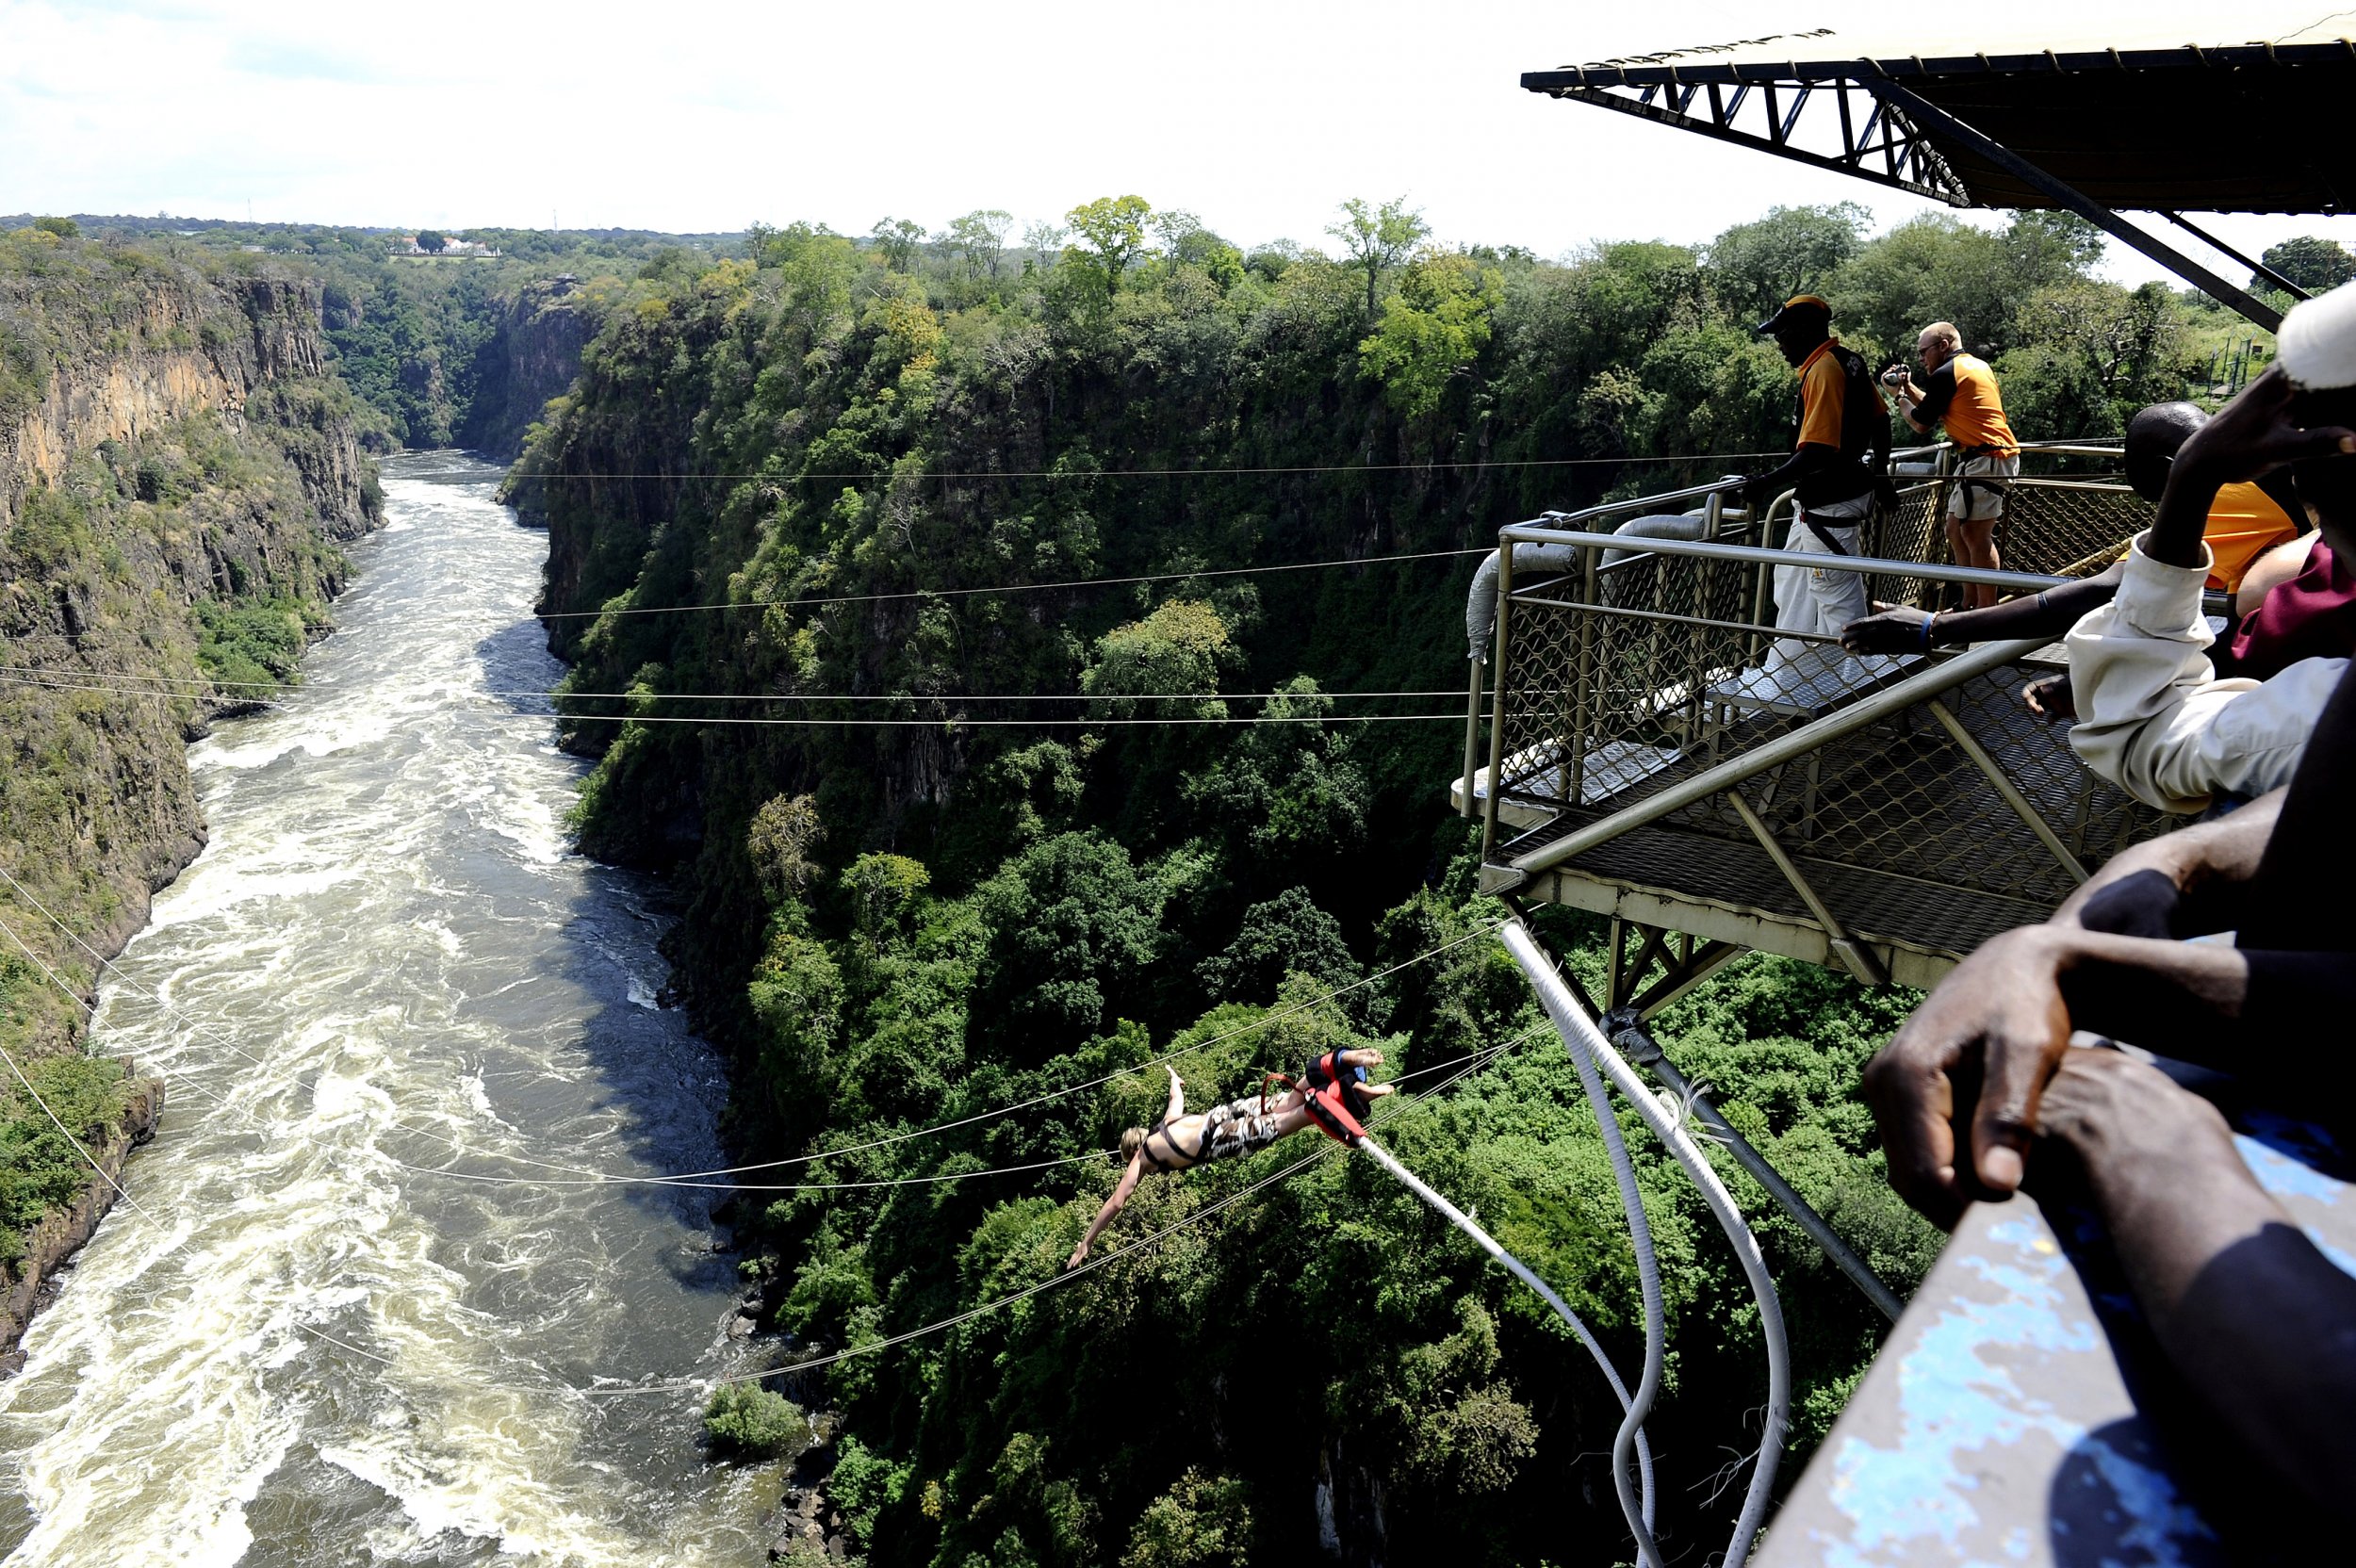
[2065,279,2356,812]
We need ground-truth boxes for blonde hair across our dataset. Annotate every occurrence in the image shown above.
[1121,1127,1146,1159]
[1920,321,1963,352]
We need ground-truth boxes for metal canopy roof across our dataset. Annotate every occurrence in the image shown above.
[1522,19,2356,327]
[1524,22,2354,213]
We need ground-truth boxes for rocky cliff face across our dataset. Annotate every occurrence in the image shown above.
[0,233,380,1349]
[460,275,595,464]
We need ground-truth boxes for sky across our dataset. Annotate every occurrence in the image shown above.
[5,0,2354,289]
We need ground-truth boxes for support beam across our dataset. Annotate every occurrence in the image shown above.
[1603,1011,1906,1323]
[1727,790,1889,987]
[2159,212,2311,302]
[1627,939,1745,1019]
[1862,75,2283,332]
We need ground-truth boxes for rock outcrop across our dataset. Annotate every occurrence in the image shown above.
[0,232,380,1355]
[460,274,596,464]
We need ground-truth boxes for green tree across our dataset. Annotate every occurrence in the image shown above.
[869,217,926,270]
[1122,1470,1253,1568]
[945,208,1015,281]
[1357,250,1501,418]
[973,832,1166,1049]
[2258,235,2356,293]
[1997,278,2191,439]
[703,1383,806,1457]
[30,216,77,240]
[1327,196,1430,319]
[1064,195,1153,300]
[1705,203,1870,321]
[415,230,446,253]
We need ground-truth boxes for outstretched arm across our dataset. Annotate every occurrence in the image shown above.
[1068,1154,1145,1269]
[1163,1066,1185,1125]
[1842,564,2126,656]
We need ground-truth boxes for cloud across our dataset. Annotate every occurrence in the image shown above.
[225,41,395,86]
[0,0,2352,279]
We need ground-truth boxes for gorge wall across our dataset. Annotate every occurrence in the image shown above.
[0,230,381,1342]
[458,273,597,465]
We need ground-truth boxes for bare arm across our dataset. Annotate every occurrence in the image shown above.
[1163,1066,1185,1125]
[2034,1051,2356,1516]
[2049,789,2285,938]
[1843,564,2125,655]
[1068,1154,1145,1269]
[1867,925,2248,1227]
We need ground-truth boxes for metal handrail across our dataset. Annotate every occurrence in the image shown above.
[1493,526,2075,595]
[1501,637,2047,882]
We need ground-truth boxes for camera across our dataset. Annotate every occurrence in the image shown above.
[1879,365,1909,388]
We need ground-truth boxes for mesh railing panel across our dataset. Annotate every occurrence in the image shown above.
[1483,469,2177,964]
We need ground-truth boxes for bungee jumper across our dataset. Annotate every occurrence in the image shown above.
[1065,1049,1391,1267]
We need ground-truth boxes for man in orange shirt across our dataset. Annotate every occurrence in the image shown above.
[1745,294,1890,673]
[1887,321,2018,609]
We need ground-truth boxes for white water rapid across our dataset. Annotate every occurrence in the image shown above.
[0,452,782,1566]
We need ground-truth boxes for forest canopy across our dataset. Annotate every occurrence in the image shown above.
[513,194,2264,1565]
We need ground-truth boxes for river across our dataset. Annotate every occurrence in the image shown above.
[0,452,781,1565]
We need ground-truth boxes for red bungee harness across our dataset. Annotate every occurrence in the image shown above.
[1264,1050,1371,1148]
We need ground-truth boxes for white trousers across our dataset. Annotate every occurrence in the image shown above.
[1767,502,1872,684]
[1773,507,1870,639]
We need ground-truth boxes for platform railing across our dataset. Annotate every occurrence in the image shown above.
[1459,457,2175,982]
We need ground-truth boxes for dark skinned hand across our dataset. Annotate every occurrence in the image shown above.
[2150,368,2356,567]
[2021,673,2074,721]
[2177,365,2356,483]
[1841,600,1933,655]
[1863,925,2074,1229]
[2030,1047,2234,1198]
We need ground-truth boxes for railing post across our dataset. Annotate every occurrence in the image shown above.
[1479,543,1513,864]
[1460,654,1485,820]
[1565,544,1602,808]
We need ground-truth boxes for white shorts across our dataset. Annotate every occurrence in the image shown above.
[1949,451,2020,522]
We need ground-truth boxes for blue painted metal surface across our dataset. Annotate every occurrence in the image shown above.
[1760,1091,2352,1566]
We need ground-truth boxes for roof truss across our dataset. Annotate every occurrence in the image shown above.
[1550,75,1972,206]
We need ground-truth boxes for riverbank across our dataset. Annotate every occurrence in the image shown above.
[0,452,777,1565]
[0,228,381,1357]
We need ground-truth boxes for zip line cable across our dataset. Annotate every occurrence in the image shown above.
[0,861,1497,1188]
[0,893,1526,1201]
[512,450,1784,484]
[540,545,1493,619]
[0,664,1463,704]
[590,1037,1532,1399]
[0,874,1526,1202]
[0,674,1465,727]
[2,883,1546,1405]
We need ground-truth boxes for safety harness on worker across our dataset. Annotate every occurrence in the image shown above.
[1794,344,1896,555]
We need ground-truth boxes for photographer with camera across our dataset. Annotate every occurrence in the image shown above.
[1887,321,2019,609]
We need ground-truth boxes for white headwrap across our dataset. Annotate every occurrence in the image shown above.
[2278,276,2356,392]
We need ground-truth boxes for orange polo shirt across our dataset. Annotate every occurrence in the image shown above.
[2203,482,2303,596]
[1913,353,2017,454]
[1794,340,1847,449]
